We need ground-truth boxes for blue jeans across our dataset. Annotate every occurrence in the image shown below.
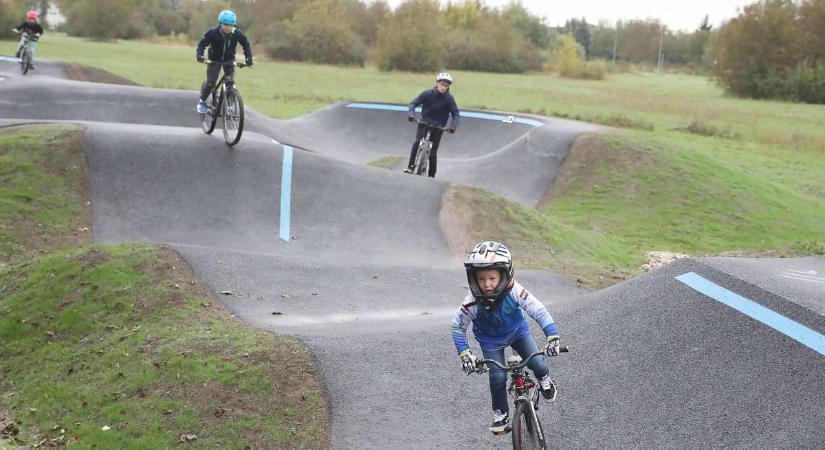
[481,334,549,414]
[16,38,37,60]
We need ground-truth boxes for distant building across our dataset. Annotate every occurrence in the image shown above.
[46,2,66,30]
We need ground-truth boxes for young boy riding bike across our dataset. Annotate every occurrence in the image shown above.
[195,10,253,114]
[13,10,43,68]
[451,241,562,434]
[405,72,460,177]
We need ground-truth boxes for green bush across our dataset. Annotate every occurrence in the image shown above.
[260,2,366,66]
[445,23,543,73]
[785,62,825,104]
[374,0,444,72]
[561,60,609,80]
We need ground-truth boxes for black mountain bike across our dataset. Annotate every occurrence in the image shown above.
[410,119,447,176]
[199,60,247,146]
[14,30,37,76]
[473,347,569,450]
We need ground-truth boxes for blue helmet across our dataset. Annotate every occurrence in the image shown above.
[217,10,237,26]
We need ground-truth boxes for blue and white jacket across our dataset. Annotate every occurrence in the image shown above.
[451,280,558,355]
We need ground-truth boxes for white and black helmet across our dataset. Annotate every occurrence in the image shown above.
[464,241,514,310]
[436,72,453,85]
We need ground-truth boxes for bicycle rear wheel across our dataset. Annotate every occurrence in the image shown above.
[200,83,218,135]
[222,88,244,146]
[414,140,430,176]
[20,50,31,76]
[511,401,547,450]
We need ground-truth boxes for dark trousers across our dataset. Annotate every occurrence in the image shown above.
[200,63,234,101]
[407,124,444,177]
[481,334,550,414]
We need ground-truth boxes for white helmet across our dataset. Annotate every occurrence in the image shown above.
[436,72,453,85]
[464,241,514,310]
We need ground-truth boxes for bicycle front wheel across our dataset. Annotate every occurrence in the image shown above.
[20,50,31,75]
[222,88,244,146]
[200,83,217,135]
[511,401,547,450]
[415,141,430,176]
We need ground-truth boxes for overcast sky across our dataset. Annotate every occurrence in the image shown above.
[380,0,755,32]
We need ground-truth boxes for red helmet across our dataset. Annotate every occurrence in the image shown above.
[26,10,39,20]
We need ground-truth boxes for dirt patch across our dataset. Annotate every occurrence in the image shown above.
[640,251,690,272]
[64,63,140,86]
[71,246,110,267]
[439,186,483,261]
[367,155,404,170]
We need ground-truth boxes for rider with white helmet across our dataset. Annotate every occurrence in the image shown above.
[404,72,461,177]
[451,241,562,434]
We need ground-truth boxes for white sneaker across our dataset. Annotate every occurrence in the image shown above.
[489,410,510,434]
[539,375,557,401]
[196,100,208,114]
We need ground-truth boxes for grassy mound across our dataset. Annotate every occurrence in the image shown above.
[443,130,824,289]
[0,124,90,265]
[0,244,327,449]
[0,125,328,448]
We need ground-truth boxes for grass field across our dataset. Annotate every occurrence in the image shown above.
[18,34,825,155]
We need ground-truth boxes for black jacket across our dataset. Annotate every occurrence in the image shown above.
[16,22,44,40]
[196,26,252,63]
[408,88,460,129]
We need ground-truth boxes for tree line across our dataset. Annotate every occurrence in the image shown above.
[2,0,823,103]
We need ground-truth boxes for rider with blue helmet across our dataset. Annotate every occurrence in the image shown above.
[195,10,253,113]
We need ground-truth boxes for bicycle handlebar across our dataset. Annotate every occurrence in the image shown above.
[200,59,248,68]
[13,30,39,41]
[474,347,569,373]
[414,119,448,131]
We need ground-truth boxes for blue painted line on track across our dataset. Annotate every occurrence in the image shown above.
[345,102,543,127]
[676,271,825,356]
[279,145,293,242]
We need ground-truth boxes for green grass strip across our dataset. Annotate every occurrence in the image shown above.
[0,244,327,449]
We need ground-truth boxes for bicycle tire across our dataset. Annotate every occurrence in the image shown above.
[415,140,430,176]
[200,82,218,135]
[20,50,31,76]
[511,400,547,450]
[222,87,244,146]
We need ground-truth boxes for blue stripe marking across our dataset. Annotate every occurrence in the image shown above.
[676,272,825,356]
[279,146,293,242]
[345,102,543,127]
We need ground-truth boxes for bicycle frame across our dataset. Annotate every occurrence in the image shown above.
[474,347,569,449]
[17,31,36,75]
[199,60,247,145]
[411,119,447,176]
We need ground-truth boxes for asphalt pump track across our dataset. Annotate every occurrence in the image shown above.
[1,59,823,449]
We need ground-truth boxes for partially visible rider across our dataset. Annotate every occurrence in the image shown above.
[195,10,253,113]
[13,10,43,69]
[404,72,460,177]
[451,241,562,435]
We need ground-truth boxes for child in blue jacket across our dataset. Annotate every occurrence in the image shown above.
[451,241,562,434]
